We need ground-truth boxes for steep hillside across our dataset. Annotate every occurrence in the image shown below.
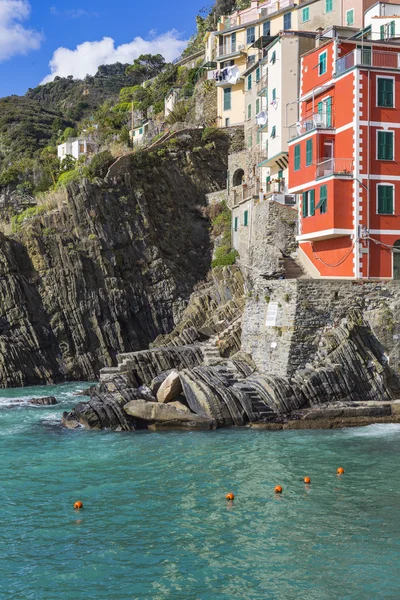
[0,130,230,387]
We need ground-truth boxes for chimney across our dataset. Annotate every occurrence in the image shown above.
[315,27,324,47]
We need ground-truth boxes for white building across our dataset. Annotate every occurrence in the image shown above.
[57,139,92,161]
[364,1,400,39]
[164,87,183,117]
[130,121,149,145]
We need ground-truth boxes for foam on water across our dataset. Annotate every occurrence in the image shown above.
[0,383,399,599]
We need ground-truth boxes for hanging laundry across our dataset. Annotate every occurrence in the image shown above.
[256,111,267,125]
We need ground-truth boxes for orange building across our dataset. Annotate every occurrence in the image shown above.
[288,36,400,279]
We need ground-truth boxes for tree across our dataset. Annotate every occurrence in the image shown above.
[126,54,166,81]
[61,127,77,142]
[60,154,77,173]
[86,151,114,179]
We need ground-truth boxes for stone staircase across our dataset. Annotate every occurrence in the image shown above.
[283,256,305,279]
[233,382,275,421]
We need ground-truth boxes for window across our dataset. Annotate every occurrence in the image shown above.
[270,51,276,64]
[302,7,310,22]
[224,87,232,111]
[377,185,394,214]
[302,190,315,217]
[271,126,276,138]
[283,12,291,29]
[256,99,260,114]
[278,170,283,180]
[306,139,313,166]
[377,131,394,160]
[272,88,276,101]
[326,0,333,13]
[316,185,327,214]
[244,210,249,226]
[391,20,395,37]
[380,24,385,39]
[263,21,271,36]
[377,78,394,107]
[133,130,136,136]
[294,144,301,171]
[234,217,239,231]
[139,128,143,135]
[346,9,354,26]
[225,118,230,127]
[319,51,327,75]
[247,74,252,91]
[231,33,237,53]
[256,67,260,82]
[247,27,255,45]
[247,104,252,119]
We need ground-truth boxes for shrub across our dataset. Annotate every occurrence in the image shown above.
[11,205,48,232]
[56,169,81,189]
[212,250,238,268]
[202,127,226,143]
[86,151,114,179]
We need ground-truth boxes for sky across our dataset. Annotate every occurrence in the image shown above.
[0,0,206,97]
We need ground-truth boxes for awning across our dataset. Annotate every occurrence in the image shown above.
[250,35,277,49]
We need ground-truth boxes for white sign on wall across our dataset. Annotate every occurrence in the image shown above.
[265,302,279,327]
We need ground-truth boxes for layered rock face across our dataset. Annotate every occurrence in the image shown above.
[0,131,230,387]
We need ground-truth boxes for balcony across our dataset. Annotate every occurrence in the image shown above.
[266,179,286,194]
[222,16,238,30]
[260,0,294,18]
[232,182,260,206]
[217,43,246,59]
[316,158,353,179]
[289,112,333,139]
[336,49,400,76]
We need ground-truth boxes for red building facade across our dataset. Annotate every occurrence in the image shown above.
[288,37,400,279]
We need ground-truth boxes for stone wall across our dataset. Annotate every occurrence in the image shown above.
[242,279,400,379]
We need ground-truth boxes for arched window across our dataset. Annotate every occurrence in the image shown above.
[232,168,244,187]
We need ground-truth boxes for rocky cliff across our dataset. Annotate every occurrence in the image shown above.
[0,130,231,387]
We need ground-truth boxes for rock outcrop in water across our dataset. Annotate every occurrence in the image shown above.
[0,130,232,387]
[62,310,400,431]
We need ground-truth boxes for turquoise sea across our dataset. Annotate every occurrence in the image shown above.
[0,383,399,599]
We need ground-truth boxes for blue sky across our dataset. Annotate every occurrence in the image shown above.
[0,0,206,97]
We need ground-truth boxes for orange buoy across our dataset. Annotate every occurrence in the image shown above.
[74,501,83,510]
[274,485,283,494]
[337,467,345,475]
[226,493,235,501]
[304,476,311,484]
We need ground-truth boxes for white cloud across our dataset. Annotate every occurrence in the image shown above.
[0,0,42,62]
[41,30,188,84]
[50,6,99,19]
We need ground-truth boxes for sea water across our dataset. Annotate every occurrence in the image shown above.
[0,383,399,600]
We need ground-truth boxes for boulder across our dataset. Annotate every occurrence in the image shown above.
[138,385,156,402]
[150,370,173,395]
[124,400,214,428]
[156,371,182,403]
[30,396,58,406]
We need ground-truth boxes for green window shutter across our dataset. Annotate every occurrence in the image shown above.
[244,210,249,226]
[302,192,308,217]
[224,87,232,110]
[302,7,309,21]
[378,78,394,107]
[139,128,143,134]
[272,88,276,100]
[271,51,276,64]
[278,170,283,179]
[326,97,332,126]
[326,0,333,12]
[256,98,260,114]
[318,101,323,116]
[346,10,354,25]
[294,144,301,170]
[378,131,394,160]
[391,21,395,37]
[319,52,327,75]
[306,139,313,166]
[380,24,385,39]
[247,27,255,45]
[248,104,252,119]
[256,67,260,82]
[231,33,236,52]
[309,189,315,216]
[263,21,271,36]
[271,126,276,138]
[248,74,252,91]
[378,185,394,214]
[316,185,327,213]
[234,217,238,231]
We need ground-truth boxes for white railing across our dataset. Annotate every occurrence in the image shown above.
[336,49,400,75]
[289,112,332,138]
[316,158,353,178]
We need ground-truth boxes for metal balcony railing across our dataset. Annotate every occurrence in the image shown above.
[232,182,260,205]
[289,112,333,139]
[266,179,286,193]
[336,49,400,75]
[257,74,268,95]
[316,158,353,179]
